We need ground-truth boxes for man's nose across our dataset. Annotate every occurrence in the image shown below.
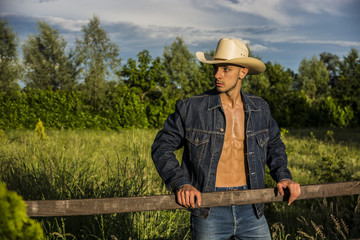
[214,69,222,79]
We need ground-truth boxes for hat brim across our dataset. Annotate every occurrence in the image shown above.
[196,52,266,75]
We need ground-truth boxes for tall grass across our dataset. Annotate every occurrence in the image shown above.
[267,128,360,239]
[0,129,190,239]
[0,128,359,239]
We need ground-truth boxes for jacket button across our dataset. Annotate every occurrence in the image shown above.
[220,128,224,132]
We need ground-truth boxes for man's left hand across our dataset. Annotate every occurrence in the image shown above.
[277,180,301,205]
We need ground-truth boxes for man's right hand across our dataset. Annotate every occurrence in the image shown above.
[176,184,202,208]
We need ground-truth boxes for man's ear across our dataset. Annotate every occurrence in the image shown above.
[239,67,249,79]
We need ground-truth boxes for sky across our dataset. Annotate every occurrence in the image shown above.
[1,0,360,73]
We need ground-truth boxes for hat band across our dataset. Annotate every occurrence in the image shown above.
[214,58,227,61]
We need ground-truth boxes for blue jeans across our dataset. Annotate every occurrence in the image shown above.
[191,185,271,240]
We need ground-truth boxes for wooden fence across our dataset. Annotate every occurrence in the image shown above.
[26,181,360,217]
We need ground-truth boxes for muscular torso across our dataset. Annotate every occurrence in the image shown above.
[215,101,247,187]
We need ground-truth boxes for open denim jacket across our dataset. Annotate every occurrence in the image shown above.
[151,89,292,219]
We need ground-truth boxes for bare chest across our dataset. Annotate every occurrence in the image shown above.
[223,105,245,142]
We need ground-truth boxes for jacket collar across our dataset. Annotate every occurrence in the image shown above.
[241,90,260,112]
[206,88,222,111]
[206,88,259,111]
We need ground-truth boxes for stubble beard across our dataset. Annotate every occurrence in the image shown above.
[215,79,240,94]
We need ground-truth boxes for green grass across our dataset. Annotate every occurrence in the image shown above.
[0,128,359,239]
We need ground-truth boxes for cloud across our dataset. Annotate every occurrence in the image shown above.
[295,40,360,48]
[44,16,87,32]
[293,0,354,16]
[203,0,355,26]
[1,0,358,72]
[209,0,298,25]
[38,0,58,3]
[251,44,279,52]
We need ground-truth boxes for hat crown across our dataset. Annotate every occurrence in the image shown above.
[195,37,265,75]
[214,38,249,60]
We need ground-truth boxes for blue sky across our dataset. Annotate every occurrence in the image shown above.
[1,0,359,73]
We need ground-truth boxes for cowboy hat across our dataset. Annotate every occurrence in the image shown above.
[196,38,266,75]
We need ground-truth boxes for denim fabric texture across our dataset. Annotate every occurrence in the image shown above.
[151,88,292,219]
[191,185,271,240]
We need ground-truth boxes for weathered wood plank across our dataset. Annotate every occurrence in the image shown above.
[26,181,360,217]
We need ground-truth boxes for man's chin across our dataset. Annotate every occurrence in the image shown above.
[216,87,227,93]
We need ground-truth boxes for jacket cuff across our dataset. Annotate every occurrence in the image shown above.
[277,178,292,183]
[169,179,191,192]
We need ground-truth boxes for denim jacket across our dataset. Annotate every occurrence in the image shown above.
[151,88,292,219]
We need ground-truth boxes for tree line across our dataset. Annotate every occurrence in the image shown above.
[0,16,359,129]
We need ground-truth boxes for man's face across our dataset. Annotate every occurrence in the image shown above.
[213,64,246,93]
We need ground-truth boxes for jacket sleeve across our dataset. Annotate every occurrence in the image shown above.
[151,100,191,192]
[266,110,292,182]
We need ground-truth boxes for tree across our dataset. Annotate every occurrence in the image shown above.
[247,62,296,127]
[294,55,330,100]
[242,45,272,97]
[121,50,166,102]
[76,16,121,108]
[0,18,21,93]
[0,182,45,239]
[320,52,340,87]
[162,37,204,99]
[22,21,78,90]
[332,48,360,125]
[243,70,270,97]
[196,50,215,95]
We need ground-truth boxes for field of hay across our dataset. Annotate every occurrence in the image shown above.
[0,128,359,239]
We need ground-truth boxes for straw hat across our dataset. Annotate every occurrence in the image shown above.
[196,38,266,75]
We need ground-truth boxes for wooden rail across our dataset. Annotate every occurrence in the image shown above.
[26,181,360,217]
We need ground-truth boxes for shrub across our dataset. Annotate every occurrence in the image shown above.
[0,181,45,240]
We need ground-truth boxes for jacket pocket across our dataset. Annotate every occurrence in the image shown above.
[255,130,269,164]
[185,131,209,163]
[255,130,269,147]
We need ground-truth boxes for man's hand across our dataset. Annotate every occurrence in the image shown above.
[176,184,202,208]
[277,180,301,205]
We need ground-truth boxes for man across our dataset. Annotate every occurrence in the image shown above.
[151,38,301,239]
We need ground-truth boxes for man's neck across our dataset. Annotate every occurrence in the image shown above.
[220,89,242,108]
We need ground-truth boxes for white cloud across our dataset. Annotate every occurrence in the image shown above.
[293,0,354,16]
[295,40,360,48]
[251,44,279,52]
[44,16,87,32]
[2,0,356,29]
[205,0,297,25]
[200,0,355,26]
[1,0,359,71]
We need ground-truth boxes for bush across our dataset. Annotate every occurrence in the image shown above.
[321,97,355,127]
[0,181,45,240]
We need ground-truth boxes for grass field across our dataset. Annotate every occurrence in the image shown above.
[0,127,359,239]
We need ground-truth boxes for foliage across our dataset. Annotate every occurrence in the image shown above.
[35,118,47,139]
[0,128,359,239]
[0,129,190,239]
[320,97,354,127]
[22,21,78,91]
[121,50,166,102]
[0,17,21,93]
[162,36,207,99]
[1,17,360,129]
[295,55,330,101]
[320,52,340,87]
[76,16,121,109]
[0,181,45,240]
[332,48,360,126]
[0,88,177,130]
